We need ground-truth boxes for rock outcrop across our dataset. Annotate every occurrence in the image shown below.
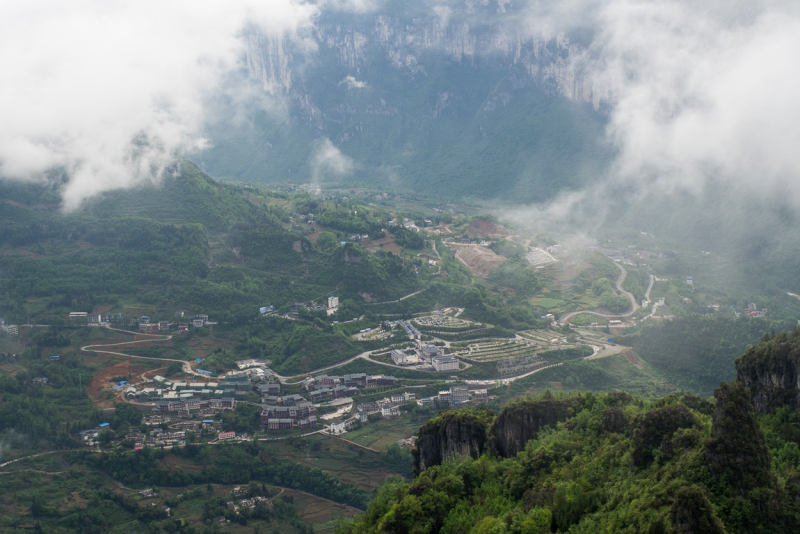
[736,330,800,412]
[412,408,494,475]
[705,381,773,490]
[413,395,585,474]
[630,404,697,467]
[489,395,584,458]
[669,486,727,534]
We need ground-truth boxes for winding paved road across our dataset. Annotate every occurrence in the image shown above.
[558,262,640,325]
[81,326,205,378]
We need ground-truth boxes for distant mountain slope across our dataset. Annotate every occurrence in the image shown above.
[0,163,422,324]
[85,160,267,231]
[198,1,612,202]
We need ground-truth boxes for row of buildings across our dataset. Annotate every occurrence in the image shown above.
[301,373,398,391]
[124,374,251,403]
[355,392,418,421]
[154,397,237,414]
[66,311,211,331]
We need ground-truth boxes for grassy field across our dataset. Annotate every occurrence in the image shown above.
[530,297,565,309]
[270,434,393,492]
[343,414,423,451]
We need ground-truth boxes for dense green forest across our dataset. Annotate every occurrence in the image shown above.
[616,316,796,397]
[339,385,800,533]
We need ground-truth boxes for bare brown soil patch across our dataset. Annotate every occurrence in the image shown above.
[622,349,644,369]
[464,219,510,239]
[453,244,505,279]
[162,454,203,473]
[364,230,402,255]
[186,336,229,359]
[0,364,19,375]
[88,361,132,407]
[64,491,88,510]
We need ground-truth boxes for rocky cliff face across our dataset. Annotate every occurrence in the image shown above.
[736,331,800,412]
[412,408,494,475]
[245,7,604,109]
[414,395,586,474]
[489,395,584,458]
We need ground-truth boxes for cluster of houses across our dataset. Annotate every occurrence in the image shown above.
[0,317,18,336]
[226,493,272,514]
[301,373,398,394]
[393,320,462,372]
[257,372,401,432]
[122,373,251,403]
[129,428,188,449]
[261,406,319,431]
[289,296,340,316]
[257,384,319,430]
[355,391,417,421]
[154,397,237,414]
[66,311,212,332]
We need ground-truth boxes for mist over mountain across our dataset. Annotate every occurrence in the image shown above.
[198,0,612,202]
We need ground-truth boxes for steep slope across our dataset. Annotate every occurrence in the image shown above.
[736,328,800,412]
[199,1,612,202]
[413,408,495,474]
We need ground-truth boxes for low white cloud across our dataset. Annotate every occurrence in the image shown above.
[502,0,800,234]
[319,0,378,13]
[591,0,800,197]
[339,75,369,89]
[0,0,317,210]
[311,138,355,182]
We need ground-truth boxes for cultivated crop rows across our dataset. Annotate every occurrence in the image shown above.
[496,355,548,376]
[458,340,540,363]
[519,329,568,342]
[414,316,479,328]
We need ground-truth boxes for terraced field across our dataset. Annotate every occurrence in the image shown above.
[452,339,552,376]
[518,329,569,343]
[457,340,539,363]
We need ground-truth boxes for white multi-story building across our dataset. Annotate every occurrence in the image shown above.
[391,349,410,365]
[327,296,339,316]
[432,355,460,372]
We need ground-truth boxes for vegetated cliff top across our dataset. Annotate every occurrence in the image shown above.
[339,332,800,534]
[737,327,800,413]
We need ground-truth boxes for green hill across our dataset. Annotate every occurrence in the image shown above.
[0,162,422,325]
